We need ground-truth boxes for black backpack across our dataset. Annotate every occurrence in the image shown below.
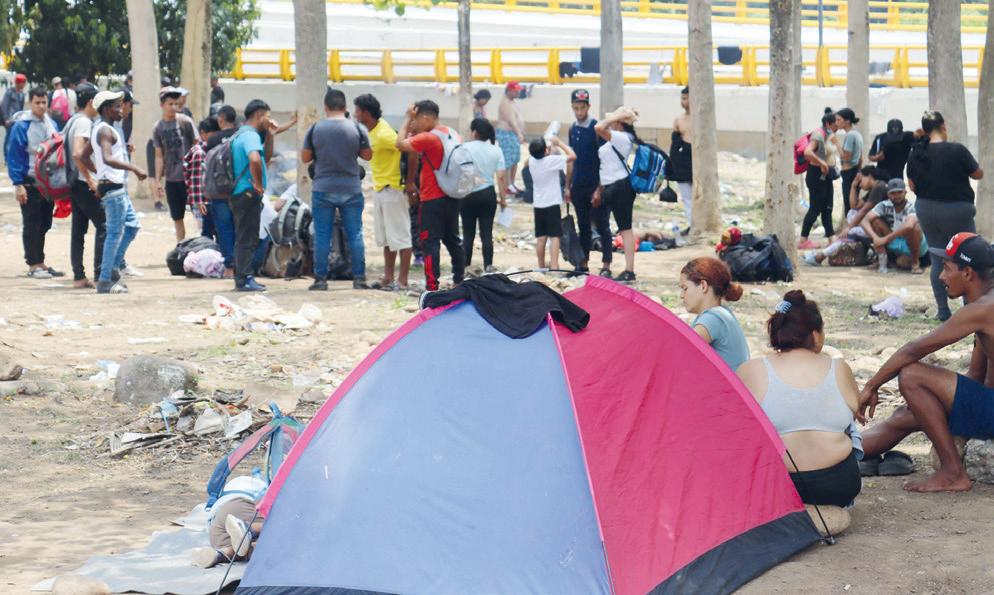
[720,234,794,283]
[166,236,221,276]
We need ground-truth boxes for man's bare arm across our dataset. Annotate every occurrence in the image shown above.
[100,129,146,178]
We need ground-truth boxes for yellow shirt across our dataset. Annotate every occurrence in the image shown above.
[368,119,402,191]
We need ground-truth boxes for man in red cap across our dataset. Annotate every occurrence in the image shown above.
[2,73,27,157]
[860,232,994,493]
[495,81,525,195]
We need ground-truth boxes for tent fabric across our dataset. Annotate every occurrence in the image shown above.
[240,276,820,595]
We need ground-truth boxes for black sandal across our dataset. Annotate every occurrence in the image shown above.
[878,450,915,476]
[859,454,883,477]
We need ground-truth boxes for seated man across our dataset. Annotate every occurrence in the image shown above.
[804,166,887,266]
[860,233,994,492]
[860,178,926,274]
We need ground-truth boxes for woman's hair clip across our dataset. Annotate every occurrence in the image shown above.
[774,301,793,315]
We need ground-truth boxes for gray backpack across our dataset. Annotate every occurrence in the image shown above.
[423,128,477,199]
[204,129,250,199]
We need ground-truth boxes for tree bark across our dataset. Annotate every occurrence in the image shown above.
[599,0,624,115]
[976,0,994,237]
[180,0,212,120]
[928,1,968,143]
[791,1,802,138]
[687,0,721,237]
[457,0,473,137]
[293,0,328,203]
[764,0,799,265]
[125,0,161,197]
[846,0,869,142]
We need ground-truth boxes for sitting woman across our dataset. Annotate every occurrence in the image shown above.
[737,290,862,508]
[679,257,750,370]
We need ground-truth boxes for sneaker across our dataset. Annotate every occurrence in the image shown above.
[73,278,95,289]
[797,239,819,250]
[121,264,144,277]
[680,227,690,237]
[154,201,166,211]
[598,268,612,278]
[353,277,369,290]
[190,547,223,569]
[46,267,65,277]
[484,265,498,274]
[308,279,328,291]
[614,270,637,284]
[803,252,821,267]
[27,268,52,279]
[96,281,128,294]
[236,277,267,292]
[225,514,252,557]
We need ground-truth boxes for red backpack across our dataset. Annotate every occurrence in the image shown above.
[793,127,827,175]
[34,132,73,217]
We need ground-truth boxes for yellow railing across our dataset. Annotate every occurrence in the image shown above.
[321,0,990,33]
[231,44,986,88]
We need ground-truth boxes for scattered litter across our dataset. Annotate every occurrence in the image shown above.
[224,410,253,439]
[178,314,205,324]
[193,407,224,435]
[870,288,908,319]
[128,337,169,345]
[43,314,81,329]
[497,206,514,228]
[89,359,120,382]
[201,295,325,333]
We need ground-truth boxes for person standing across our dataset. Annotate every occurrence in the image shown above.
[799,109,839,249]
[205,105,239,276]
[6,86,63,279]
[907,110,984,321]
[152,87,197,242]
[230,100,272,292]
[66,82,105,288]
[353,93,412,290]
[49,76,75,128]
[526,136,575,271]
[301,88,371,291]
[396,100,466,291]
[670,86,693,235]
[495,81,525,195]
[460,118,505,273]
[836,108,863,214]
[566,89,611,276]
[90,91,147,294]
[473,89,491,120]
[868,118,916,182]
[2,73,27,158]
[184,117,220,240]
[594,107,640,283]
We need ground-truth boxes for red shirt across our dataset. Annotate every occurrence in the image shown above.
[408,126,452,202]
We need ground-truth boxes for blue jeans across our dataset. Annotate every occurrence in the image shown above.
[99,189,140,283]
[312,191,365,279]
[210,199,235,269]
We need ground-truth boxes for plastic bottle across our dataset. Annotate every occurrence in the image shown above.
[543,120,561,142]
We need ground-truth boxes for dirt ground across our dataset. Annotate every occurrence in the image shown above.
[2,154,994,594]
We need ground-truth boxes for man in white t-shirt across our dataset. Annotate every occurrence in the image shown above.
[525,135,576,271]
[66,83,103,288]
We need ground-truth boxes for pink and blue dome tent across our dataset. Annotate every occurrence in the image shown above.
[237,276,820,595]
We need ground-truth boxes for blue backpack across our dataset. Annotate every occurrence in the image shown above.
[613,140,670,194]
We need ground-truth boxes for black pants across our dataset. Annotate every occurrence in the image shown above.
[21,184,53,267]
[789,450,861,508]
[571,184,613,265]
[840,167,858,213]
[802,169,835,238]
[409,203,422,258]
[70,181,106,281]
[165,180,188,222]
[461,187,497,268]
[419,197,465,291]
[917,198,977,317]
[230,190,262,281]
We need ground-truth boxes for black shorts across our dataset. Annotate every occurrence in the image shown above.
[165,180,188,221]
[950,374,994,440]
[789,449,861,508]
[534,205,562,238]
[602,178,636,232]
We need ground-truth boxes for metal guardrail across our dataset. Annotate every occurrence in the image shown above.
[230,44,986,88]
[321,0,990,33]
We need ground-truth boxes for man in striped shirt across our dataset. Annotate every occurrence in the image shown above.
[183,117,220,239]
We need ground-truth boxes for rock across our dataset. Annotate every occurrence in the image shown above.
[0,379,66,397]
[114,356,196,405]
[0,352,23,381]
[929,436,968,471]
[964,439,994,484]
[51,574,111,595]
[805,504,851,537]
[300,388,329,403]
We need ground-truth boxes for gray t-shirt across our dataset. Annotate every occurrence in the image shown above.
[152,115,196,182]
[64,113,93,183]
[872,200,916,229]
[841,129,863,167]
[303,118,370,195]
[692,306,750,371]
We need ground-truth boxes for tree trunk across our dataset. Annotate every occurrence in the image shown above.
[687,0,721,237]
[125,0,161,197]
[846,0,869,142]
[928,1,968,143]
[457,0,473,137]
[976,0,994,237]
[599,0,624,115]
[293,0,328,203]
[791,2,802,138]
[180,0,212,120]
[764,0,799,265]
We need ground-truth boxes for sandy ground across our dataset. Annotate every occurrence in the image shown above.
[2,154,994,594]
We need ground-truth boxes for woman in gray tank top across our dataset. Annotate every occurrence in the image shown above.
[737,290,862,510]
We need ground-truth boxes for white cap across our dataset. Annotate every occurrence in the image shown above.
[93,90,125,111]
[175,86,189,97]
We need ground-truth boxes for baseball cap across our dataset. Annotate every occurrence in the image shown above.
[885,118,904,143]
[14,73,26,84]
[123,90,138,105]
[159,86,183,100]
[75,82,99,107]
[571,89,590,104]
[886,178,906,193]
[505,81,523,93]
[928,232,994,270]
[93,90,124,111]
[175,86,189,97]
[51,76,62,86]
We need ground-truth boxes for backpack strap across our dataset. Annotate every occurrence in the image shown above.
[611,144,632,175]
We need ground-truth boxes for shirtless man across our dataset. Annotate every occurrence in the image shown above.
[860,232,994,492]
[495,82,526,195]
[669,87,693,235]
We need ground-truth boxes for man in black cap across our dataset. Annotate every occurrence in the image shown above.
[860,232,994,493]
[868,118,917,181]
[566,88,612,276]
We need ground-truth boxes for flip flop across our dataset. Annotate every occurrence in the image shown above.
[878,450,915,476]
[859,454,882,477]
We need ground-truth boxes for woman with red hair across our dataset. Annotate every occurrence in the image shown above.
[679,257,750,370]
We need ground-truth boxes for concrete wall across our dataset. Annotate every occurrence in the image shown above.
[228,80,981,159]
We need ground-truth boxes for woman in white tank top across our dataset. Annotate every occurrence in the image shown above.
[737,290,862,508]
